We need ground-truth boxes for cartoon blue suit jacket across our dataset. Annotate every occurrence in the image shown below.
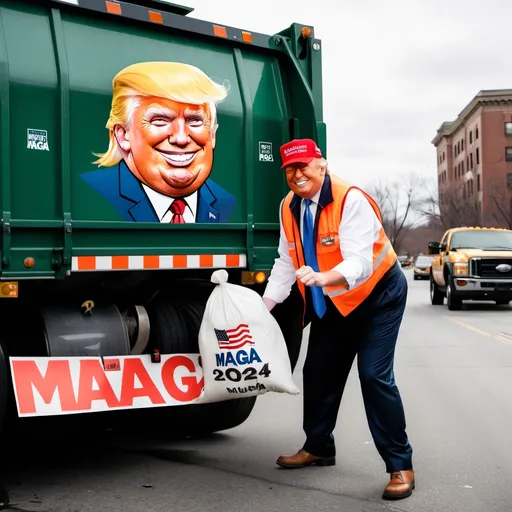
[80,161,236,223]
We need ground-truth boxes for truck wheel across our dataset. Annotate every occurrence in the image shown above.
[143,287,257,436]
[430,275,444,305]
[446,277,462,311]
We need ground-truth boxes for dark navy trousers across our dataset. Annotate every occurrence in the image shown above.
[302,262,413,472]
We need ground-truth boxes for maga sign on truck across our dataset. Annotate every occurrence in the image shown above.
[80,62,236,223]
[10,354,204,417]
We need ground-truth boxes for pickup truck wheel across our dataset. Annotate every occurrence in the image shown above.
[430,274,444,305]
[446,278,462,311]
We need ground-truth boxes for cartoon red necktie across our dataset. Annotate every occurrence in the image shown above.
[169,199,186,224]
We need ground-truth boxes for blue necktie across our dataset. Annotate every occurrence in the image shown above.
[303,199,327,319]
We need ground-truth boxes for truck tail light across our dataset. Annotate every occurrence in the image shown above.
[241,271,267,285]
[0,282,18,298]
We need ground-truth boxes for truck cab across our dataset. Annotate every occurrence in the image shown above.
[428,227,512,310]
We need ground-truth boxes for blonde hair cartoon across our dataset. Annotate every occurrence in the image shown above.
[94,61,229,167]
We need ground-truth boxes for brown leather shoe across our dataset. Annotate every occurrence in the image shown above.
[382,469,415,500]
[276,449,335,469]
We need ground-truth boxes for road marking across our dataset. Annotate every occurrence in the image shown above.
[446,316,491,337]
[446,316,512,346]
[494,333,512,346]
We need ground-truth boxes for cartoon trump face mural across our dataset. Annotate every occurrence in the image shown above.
[80,62,236,223]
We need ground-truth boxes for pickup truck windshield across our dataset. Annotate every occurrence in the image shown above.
[450,230,512,250]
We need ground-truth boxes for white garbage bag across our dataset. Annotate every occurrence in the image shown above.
[198,269,300,403]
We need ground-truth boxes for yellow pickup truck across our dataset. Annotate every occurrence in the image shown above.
[428,227,512,310]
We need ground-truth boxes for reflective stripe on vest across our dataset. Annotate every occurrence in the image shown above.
[327,240,392,298]
[281,175,397,318]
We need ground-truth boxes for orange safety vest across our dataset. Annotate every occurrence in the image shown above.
[281,174,397,318]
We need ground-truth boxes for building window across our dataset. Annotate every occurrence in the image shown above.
[462,139,464,150]
[470,153,473,169]
[476,147,480,165]
[508,173,512,189]
[476,126,479,139]
[477,174,481,191]
[454,167,457,180]
[505,123,512,136]
[469,131,473,144]
[506,147,512,161]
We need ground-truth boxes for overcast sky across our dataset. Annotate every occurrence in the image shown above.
[185,0,512,188]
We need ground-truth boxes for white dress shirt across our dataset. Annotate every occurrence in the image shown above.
[263,188,383,304]
[142,184,198,223]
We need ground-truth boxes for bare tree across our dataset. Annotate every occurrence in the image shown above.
[366,172,427,254]
[419,179,480,229]
[486,178,512,229]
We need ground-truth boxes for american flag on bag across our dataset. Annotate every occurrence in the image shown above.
[214,324,254,350]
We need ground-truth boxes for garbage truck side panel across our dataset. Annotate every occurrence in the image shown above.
[0,0,324,280]
[0,0,325,432]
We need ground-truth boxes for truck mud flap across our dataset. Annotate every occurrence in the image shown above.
[270,283,305,371]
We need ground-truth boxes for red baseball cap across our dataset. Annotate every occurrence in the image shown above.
[280,138,323,168]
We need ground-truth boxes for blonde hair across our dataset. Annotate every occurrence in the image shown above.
[94,61,229,167]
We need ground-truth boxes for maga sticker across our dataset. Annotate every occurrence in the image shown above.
[27,129,50,151]
[259,142,274,162]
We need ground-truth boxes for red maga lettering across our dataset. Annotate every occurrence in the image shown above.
[161,356,203,402]
[119,358,166,407]
[12,360,79,414]
[76,360,120,410]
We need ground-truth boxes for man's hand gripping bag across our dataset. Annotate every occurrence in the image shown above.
[198,270,300,403]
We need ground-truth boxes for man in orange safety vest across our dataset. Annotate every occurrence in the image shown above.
[263,138,414,500]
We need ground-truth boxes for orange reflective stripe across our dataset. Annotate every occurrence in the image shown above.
[327,240,393,298]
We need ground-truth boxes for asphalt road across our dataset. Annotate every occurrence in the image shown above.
[3,269,512,512]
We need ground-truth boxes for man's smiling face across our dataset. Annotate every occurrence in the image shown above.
[116,96,215,197]
[284,159,326,199]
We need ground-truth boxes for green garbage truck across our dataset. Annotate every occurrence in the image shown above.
[0,0,326,436]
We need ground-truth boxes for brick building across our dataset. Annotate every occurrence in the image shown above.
[432,90,512,228]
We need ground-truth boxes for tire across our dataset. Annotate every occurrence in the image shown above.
[446,276,462,311]
[140,284,257,437]
[430,274,444,305]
